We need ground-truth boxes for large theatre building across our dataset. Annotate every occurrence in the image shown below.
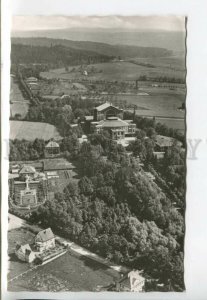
[87,102,136,140]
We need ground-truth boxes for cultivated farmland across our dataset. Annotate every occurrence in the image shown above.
[10,121,61,141]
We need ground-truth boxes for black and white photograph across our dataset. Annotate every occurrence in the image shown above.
[6,14,187,293]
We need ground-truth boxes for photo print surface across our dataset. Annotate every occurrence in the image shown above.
[8,15,186,292]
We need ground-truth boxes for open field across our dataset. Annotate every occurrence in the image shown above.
[155,117,185,133]
[8,250,120,292]
[129,55,185,73]
[121,91,185,118]
[10,121,61,141]
[116,88,185,132]
[8,227,35,280]
[7,215,120,292]
[10,77,30,118]
[35,80,88,98]
[40,59,185,82]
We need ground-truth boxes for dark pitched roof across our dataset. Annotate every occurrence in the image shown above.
[16,243,31,253]
[36,228,54,242]
[19,165,36,174]
[95,102,122,112]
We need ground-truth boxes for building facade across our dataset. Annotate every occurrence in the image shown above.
[35,228,55,252]
[93,102,124,121]
[44,140,60,158]
[88,102,136,140]
[10,165,48,207]
[15,244,36,263]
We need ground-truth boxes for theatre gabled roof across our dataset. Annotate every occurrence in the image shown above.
[95,102,122,112]
[98,117,129,128]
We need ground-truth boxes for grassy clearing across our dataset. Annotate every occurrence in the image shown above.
[155,118,185,133]
[120,90,185,118]
[41,59,185,82]
[130,56,186,73]
[38,80,87,97]
[10,77,29,118]
[9,121,61,141]
[8,250,120,292]
[7,228,35,280]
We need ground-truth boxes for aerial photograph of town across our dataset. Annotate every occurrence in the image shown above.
[8,15,186,292]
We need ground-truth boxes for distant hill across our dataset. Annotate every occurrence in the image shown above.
[11,37,173,59]
[11,43,113,66]
[12,29,185,52]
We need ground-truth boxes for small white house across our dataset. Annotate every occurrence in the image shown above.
[128,270,145,292]
[35,228,55,252]
[15,244,36,263]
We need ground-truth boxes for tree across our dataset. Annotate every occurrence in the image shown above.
[131,139,146,160]
[79,176,94,195]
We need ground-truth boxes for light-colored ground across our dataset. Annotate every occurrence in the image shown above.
[9,121,61,141]
[8,213,26,231]
[10,77,29,118]
[41,60,185,82]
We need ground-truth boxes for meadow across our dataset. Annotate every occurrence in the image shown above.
[8,250,120,292]
[130,55,185,73]
[120,91,185,118]
[38,80,87,98]
[10,77,30,118]
[8,227,35,280]
[10,121,61,141]
[40,59,185,82]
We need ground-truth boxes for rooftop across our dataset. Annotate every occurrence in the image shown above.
[95,102,122,112]
[16,243,31,253]
[36,228,54,242]
[45,140,60,148]
[26,77,38,82]
[19,165,36,174]
[98,118,129,128]
[85,116,93,121]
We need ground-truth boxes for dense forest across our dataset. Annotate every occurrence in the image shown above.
[12,37,173,59]
[138,75,185,84]
[29,131,185,291]
[11,44,113,67]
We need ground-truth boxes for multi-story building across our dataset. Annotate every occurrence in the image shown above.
[88,102,136,140]
[35,228,55,252]
[93,102,124,121]
[44,140,60,158]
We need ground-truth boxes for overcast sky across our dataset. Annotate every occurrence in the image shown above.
[12,15,185,32]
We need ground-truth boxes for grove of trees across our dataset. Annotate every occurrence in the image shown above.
[30,132,185,291]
